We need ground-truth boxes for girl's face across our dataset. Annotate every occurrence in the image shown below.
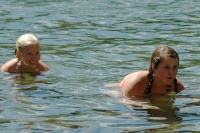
[153,57,179,86]
[19,44,40,69]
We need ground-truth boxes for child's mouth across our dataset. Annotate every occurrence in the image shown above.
[30,61,37,65]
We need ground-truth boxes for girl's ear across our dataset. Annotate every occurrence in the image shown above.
[15,50,20,58]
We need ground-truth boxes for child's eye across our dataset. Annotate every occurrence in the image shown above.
[164,66,170,69]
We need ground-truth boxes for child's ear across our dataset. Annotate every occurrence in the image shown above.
[15,50,20,58]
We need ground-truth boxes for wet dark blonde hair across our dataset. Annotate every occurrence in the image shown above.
[145,46,179,94]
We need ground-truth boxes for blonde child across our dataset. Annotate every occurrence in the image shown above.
[1,34,49,73]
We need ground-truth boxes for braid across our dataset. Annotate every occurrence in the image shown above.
[173,78,179,93]
[145,58,160,94]
[145,65,154,94]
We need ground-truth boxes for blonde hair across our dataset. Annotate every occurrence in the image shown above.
[16,34,39,52]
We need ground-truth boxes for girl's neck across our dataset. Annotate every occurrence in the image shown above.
[151,80,173,94]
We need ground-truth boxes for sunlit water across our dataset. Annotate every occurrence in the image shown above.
[0,0,200,132]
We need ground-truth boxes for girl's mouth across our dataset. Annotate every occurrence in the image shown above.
[166,77,174,82]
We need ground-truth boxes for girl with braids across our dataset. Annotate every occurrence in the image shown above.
[119,46,184,97]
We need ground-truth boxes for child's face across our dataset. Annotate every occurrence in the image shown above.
[20,44,41,69]
[153,57,179,86]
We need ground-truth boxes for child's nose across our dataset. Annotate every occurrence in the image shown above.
[31,54,38,59]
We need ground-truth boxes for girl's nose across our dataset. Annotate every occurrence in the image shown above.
[168,68,175,75]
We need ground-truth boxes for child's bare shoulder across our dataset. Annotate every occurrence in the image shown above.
[1,58,18,72]
[37,60,50,71]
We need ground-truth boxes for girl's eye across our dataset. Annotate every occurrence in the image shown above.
[164,66,170,69]
[173,66,178,70]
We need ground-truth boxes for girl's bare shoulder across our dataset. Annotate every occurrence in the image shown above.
[120,71,149,96]
[177,78,185,91]
[124,71,148,80]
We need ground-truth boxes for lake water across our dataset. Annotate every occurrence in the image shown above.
[0,0,200,132]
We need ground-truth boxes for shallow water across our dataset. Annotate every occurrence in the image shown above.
[0,0,200,132]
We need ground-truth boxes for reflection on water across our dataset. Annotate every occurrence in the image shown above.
[147,95,182,125]
[2,73,48,86]
[116,94,182,132]
[102,88,181,131]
